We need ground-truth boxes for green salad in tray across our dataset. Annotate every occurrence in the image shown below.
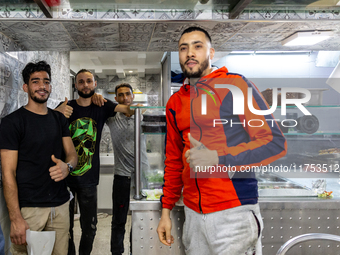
[146,172,164,183]
[141,189,163,200]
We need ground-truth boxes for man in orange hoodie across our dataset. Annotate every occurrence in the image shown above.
[156,27,287,255]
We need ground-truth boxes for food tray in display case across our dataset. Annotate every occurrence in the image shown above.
[144,169,164,189]
[300,153,340,161]
[141,122,166,133]
[139,107,166,134]
[256,173,317,197]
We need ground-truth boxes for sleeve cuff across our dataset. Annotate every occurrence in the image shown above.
[160,196,174,210]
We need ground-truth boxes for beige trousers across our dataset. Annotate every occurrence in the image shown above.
[11,200,70,255]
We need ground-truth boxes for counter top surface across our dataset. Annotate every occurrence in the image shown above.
[130,172,340,210]
[130,196,340,211]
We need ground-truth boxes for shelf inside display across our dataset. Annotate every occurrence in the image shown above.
[284,133,340,136]
[139,107,166,133]
[141,122,166,133]
[140,132,340,137]
[142,132,166,135]
[131,105,340,109]
[130,106,165,109]
[277,105,340,108]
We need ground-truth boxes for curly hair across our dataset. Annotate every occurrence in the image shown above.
[22,60,51,85]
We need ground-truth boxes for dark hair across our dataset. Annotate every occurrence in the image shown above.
[115,83,133,95]
[181,26,212,44]
[22,60,51,85]
[75,69,94,81]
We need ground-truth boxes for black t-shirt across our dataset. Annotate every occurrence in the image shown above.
[65,99,117,188]
[0,107,70,207]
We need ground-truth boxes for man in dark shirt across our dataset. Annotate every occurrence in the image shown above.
[56,69,133,255]
[0,61,78,255]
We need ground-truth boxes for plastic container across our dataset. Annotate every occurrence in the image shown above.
[303,88,328,106]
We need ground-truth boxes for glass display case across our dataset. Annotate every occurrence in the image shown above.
[257,105,340,198]
[272,106,340,169]
[132,106,166,200]
[130,105,340,255]
[132,105,340,198]
[273,105,340,135]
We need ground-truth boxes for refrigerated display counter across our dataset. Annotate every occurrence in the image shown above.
[130,106,340,255]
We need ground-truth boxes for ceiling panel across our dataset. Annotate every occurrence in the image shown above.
[69,51,164,76]
[248,0,340,8]
[2,0,340,77]
[62,0,235,11]
[62,22,119,33]
[1,19,340,51]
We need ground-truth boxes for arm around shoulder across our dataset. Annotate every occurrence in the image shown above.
[114,104,134,115]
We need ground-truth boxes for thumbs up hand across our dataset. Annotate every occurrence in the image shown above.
[184,133,219,171]
[55,97,73,118]
[49,155,69,182]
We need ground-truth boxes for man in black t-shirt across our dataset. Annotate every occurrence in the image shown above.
[56,69,133,255]
[0,61,78,255]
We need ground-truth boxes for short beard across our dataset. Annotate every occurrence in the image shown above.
[181,57,209,78]
[31,95,49,104]
[29,90,49,104]
[78,89,95,98]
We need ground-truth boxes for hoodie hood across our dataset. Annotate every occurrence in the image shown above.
[178,66,229,94]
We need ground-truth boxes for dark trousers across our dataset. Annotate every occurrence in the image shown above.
[68,186,98,255]
[111,175,131,255]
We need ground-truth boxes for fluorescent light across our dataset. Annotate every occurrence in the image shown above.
[5,52,18,59]
[282,31,333,46]
[129,70,133,73]
[255,51,310,54]
[230,51,254,54]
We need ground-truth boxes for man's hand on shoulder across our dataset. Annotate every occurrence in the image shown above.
[49,155,69,182]
[134,103,147,114]
[115,104,134,116]
[55,97,73,118]
[115,103,144,116]
[92,93,107,106]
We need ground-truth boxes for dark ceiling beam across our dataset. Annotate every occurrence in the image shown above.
[33,0,53,18]
[230,0,253,19]
[70,69,77,76]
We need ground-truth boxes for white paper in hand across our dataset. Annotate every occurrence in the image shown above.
[26,229,56,255]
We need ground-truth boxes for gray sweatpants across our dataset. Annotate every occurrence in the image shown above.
[182,204,263,255]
